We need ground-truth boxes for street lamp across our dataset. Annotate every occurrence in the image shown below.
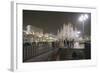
[78,14,88,38]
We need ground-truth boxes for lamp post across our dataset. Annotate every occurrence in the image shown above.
[79,14,88,39]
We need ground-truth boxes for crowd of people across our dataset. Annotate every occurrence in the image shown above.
[64,39,74,48]
[53,39,75,49]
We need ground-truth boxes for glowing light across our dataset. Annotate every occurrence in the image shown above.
[84,14,88,19]
[77,31,81,34]
[79,14,88,22]
[79,15,84,21]
[75,31,81,38]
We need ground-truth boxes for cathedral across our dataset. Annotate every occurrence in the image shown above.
[57,23,78,41]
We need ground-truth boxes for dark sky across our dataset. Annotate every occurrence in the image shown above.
[23,10,91,36]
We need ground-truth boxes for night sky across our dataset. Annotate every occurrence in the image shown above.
[23,10,91,36]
